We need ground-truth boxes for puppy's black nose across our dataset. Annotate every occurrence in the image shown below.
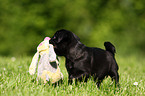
[49,38,53,44]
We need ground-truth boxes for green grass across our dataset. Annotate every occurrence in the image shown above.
[0,55,145,96]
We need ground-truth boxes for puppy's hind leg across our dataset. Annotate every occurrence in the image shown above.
[109,70,119,87]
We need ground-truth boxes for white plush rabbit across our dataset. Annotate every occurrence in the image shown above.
[29,37,63,84]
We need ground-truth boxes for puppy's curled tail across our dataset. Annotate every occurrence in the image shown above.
[104,42,116,56]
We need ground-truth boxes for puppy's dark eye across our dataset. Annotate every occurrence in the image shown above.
[53,36,56,39]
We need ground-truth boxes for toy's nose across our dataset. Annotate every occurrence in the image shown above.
[44,37,50,41]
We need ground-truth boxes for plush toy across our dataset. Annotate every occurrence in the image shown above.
[29,37,63,84]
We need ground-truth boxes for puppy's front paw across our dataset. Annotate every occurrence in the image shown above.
[69,75,74,79]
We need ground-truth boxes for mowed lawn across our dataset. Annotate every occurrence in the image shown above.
[0,55,145,96]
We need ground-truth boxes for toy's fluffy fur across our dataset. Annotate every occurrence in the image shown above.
[29,37,63,84]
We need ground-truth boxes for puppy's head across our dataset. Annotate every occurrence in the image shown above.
[50,29,80,56]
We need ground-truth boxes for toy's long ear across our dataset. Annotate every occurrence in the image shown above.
[29,52,39,75]
[48,44,56,62]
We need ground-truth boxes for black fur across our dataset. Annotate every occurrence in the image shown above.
[50,29,119,87]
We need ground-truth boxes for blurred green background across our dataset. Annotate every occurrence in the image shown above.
[0,0,144,56]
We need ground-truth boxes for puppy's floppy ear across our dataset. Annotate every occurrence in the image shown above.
[57,32,69,43]
[59,29,80,41]
[54,29,80,43]
[72,33,80,41]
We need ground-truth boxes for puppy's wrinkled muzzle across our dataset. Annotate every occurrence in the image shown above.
[49,39,56,48]
[49,39,53,45]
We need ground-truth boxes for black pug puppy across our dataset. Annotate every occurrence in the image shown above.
[50,29,119,87]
